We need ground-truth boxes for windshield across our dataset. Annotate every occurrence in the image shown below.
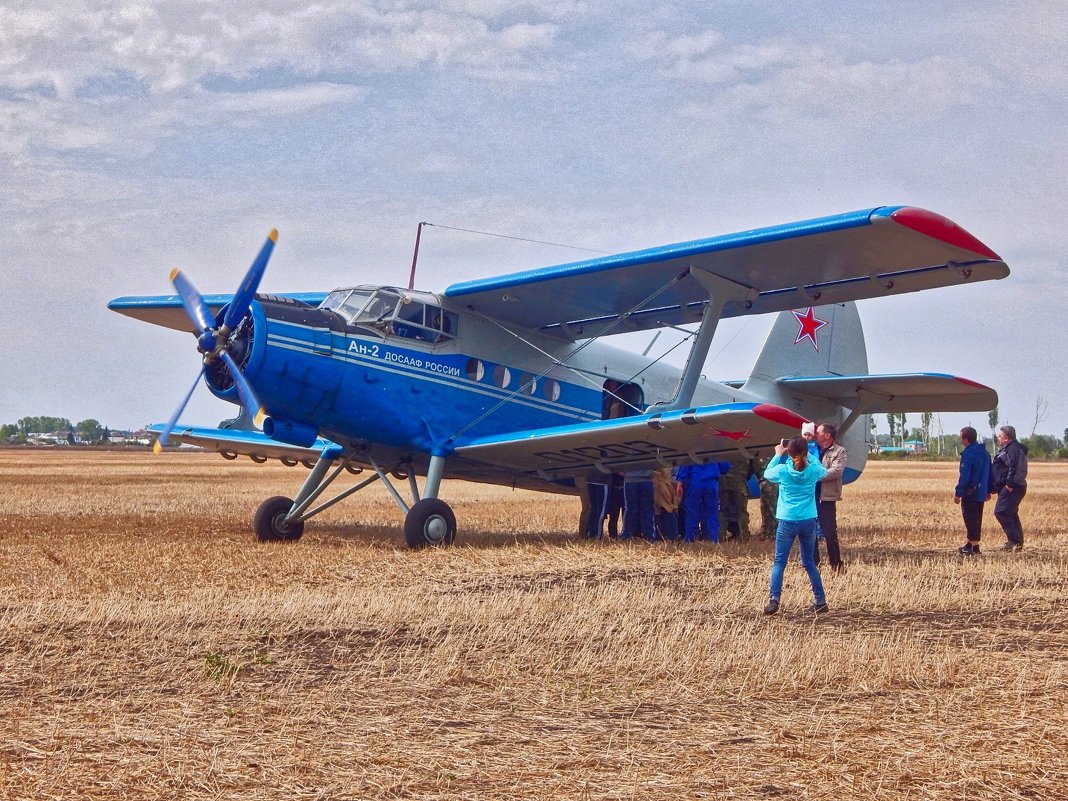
[319,289,375,323]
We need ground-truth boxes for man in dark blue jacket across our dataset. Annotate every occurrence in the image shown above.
[955,426,991,556]
[990,425,1029,551]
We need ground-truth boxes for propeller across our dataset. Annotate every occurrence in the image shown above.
[154,229,277,452]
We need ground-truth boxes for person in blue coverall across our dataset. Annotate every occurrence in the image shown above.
[955,426,991,556]
[762,435,829,615]
[677,460,731,542]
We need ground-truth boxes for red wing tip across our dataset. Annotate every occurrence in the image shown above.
[753,403,811,428]
[889,207,1001,260]
[953,376,992,390]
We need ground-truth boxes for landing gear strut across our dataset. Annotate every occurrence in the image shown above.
[251,449,455,548]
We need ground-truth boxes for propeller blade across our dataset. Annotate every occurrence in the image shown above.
[154,365,206,453]
[223,229,277,330]
[220,351,264,423]
[170,269,215,335]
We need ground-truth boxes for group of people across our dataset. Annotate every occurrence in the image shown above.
[578,462,739,543]
[955,424,1029,555]
[578,417,1032,618]
[578,418,852,617]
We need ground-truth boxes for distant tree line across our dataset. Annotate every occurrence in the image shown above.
[0,416,111,445]
[875,406,1068,459]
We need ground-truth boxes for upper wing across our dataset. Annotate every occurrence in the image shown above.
[109,292,329,332]
[149,424,339,461]
[781,373,997,413]
[454,402,807,479]
[444,206,1008,339]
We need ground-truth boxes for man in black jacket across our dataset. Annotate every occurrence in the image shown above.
[989,425,1028,551]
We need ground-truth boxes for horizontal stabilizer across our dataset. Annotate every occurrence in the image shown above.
[780,373,997,412]
[148,424,338,462]
[455,402,808,479]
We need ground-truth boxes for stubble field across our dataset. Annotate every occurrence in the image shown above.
[0,451,1065,800]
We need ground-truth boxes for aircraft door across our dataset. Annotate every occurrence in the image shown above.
[602,380,644,419]
[312,325,333,355]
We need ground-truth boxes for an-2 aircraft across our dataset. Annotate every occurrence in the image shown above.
[109,206,1008,547]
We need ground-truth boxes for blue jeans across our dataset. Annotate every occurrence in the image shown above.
[769,518,826,604]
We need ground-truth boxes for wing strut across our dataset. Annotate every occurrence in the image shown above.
[657,269,756,411]
[836,388,882,439]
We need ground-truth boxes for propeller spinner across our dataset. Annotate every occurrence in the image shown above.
[154,230,277,452]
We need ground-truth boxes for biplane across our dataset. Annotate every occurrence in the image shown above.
[109,205,1008,547]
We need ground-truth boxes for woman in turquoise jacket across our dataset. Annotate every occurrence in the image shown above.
[762,436,829,615]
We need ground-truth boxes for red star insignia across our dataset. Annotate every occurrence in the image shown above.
[710,428,750,442]
[792,307,829,351]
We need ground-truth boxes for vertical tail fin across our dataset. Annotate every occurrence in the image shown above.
[743,302,869,482]
[744,302,867,392]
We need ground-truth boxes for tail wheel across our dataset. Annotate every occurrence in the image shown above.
[254,495,305,542]
[404,498,456,549]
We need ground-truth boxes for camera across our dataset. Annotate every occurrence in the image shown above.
[780,438,789,448]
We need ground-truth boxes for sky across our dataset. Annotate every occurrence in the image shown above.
[2,0,1066,440]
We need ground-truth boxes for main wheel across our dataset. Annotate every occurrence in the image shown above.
[254,495,305,542]
[404,498,456,549]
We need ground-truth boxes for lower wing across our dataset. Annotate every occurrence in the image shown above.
[148,424,339,463]
[454,402,808,480]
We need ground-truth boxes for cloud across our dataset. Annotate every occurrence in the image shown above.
[207,82,367,116]
[0,2,561,97]
[0,2,563,166]
[630,28,997,128]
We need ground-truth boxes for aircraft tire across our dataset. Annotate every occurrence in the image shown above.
[254,495,305,542]
[404,498,456,549]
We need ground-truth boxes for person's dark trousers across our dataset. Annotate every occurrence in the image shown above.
[814,500,842,568]
[994,486,1026,545]
[960,499,984,542]
[623,482,657,540]
[586,483,608,538]
[656,511,678,540]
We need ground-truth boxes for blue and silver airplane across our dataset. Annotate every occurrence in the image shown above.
[109,206,1008,547]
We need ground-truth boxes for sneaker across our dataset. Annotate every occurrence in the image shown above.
[806,602,829,614]
[999,542,1023,552]
[958,543,981,556]
[763,598,780,615]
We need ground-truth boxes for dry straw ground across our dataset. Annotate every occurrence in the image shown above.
[0,451,1065,800]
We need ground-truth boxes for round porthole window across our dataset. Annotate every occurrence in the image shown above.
[466,358,485,381]
[493,365,511,388]
[542,378,561,401]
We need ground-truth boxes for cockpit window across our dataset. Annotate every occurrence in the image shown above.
[390,297,458,343]
[321,287,457,343]
[338,290,373,319]
[319,290,351,312]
